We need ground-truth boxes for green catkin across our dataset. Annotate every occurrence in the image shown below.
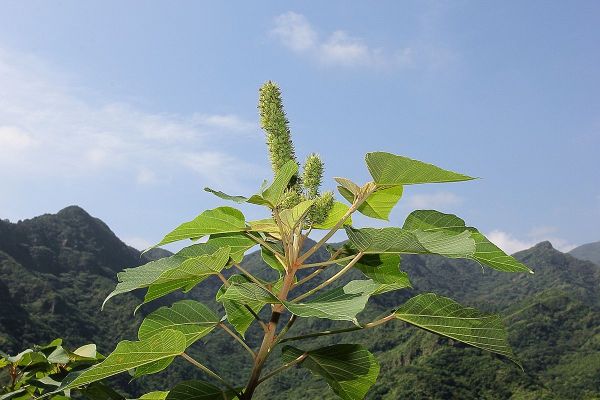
[302,153,324,199]
[258,81,299,175]
[310,191,335,225]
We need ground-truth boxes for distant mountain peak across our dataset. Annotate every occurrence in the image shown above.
[533,241,555,250]
[56,205,93,218]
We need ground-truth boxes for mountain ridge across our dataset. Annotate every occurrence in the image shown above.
[1,206,599,399]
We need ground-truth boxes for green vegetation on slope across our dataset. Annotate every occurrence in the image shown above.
[1,208,599,399]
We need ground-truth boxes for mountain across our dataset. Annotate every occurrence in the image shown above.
[570,241,600,265]
[1,207,599,399]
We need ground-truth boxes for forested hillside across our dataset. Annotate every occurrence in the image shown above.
[1,207,599,399]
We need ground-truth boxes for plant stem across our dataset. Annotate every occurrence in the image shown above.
[219,323,256,359]
[257,352,308,384]
[181,352,241,396]
[291,251,364,303]
[298,254,355,269]
[280,313,396,343]
[295,268,325,286]
[245,232,284,260]
[233,263,273,294]
[296,186,375,264]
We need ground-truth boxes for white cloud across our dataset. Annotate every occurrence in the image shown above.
[405,191,463,210]
[271,12,413,68]
[486,227,576,254]
[0,46,261,188]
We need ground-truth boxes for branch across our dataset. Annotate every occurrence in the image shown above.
[291,252,364,303]
[280,313,396,343]
[257,352,308,384]
[296,185,375,264]
[298,254,355,269]
[181,353,241,396]
[219,323,256,359]
[245,232,284,260]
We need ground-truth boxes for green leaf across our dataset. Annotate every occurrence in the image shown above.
[221,280,377,323]
[155,207,246,248]
[403,210,532,273]
[205,233,256,263]
[261,159,299,206]
[133,358,175,379]
[166,380,236,400]
[140,247,231,306]
[279,199,314,232]
[139,391,169,400]
[312,201,352,230]
[261,246,286,274]
[60,330,186,390]
[339,185,403,220]
[203,187,248,203]
[334,177,361,195]
[248,218,280,235]
[366,152,474,185]
[216,275,265,337]
[345,226,475,258]
[138,300,220,347]
[395,293,520,366]
[285,280,378,323]
[282,344,380,400]
[333,248,411,294]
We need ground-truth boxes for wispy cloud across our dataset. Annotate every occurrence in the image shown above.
[486,226,576,254]
[404,191,463,210]
[271,12,414,69]
[0,46,262,189]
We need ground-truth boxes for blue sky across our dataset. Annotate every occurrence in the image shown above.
[0,1,598,253]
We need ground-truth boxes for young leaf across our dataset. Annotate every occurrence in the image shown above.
[59,330,186,390]
[339,185,403,220]
[203,187,248,203]
[261,159,299,206]
[345,226,476,258]
[279,199,314,232]
[403,210,532,273]
[312,201,352,230]
[166,380,237,400]
[138,300,220,347]
[366,152,474,185]
[281,344,380,400]
[155,207,246,248]
[395,293,520,366]
[261,246,286,274]
[334,177,361,195]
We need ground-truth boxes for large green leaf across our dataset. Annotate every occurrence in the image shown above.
[403,210,532,273]
[345,226,475,258]
[138,391,169,400]
[366,152,474,185]
[204,233,256,263]
[220,280,377,323]
[282,344,380,400]
[166,380,236,400]
[140,247,230,306]
[155,207,246,248]
[60,330,186,390]
[395,293,519,365]
[312,201,352,229]
[285,280,378,323]
[339,185,403,221]
[138,300,220,347]
[104,239,238,308]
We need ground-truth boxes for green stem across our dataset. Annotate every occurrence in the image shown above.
[298,255,355,269]
[219,323,256,359]
[291,252,364,302]
[280,313,396,343]
[257,352,308,384]
[181,352,241,396]
[245,232,284,260]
